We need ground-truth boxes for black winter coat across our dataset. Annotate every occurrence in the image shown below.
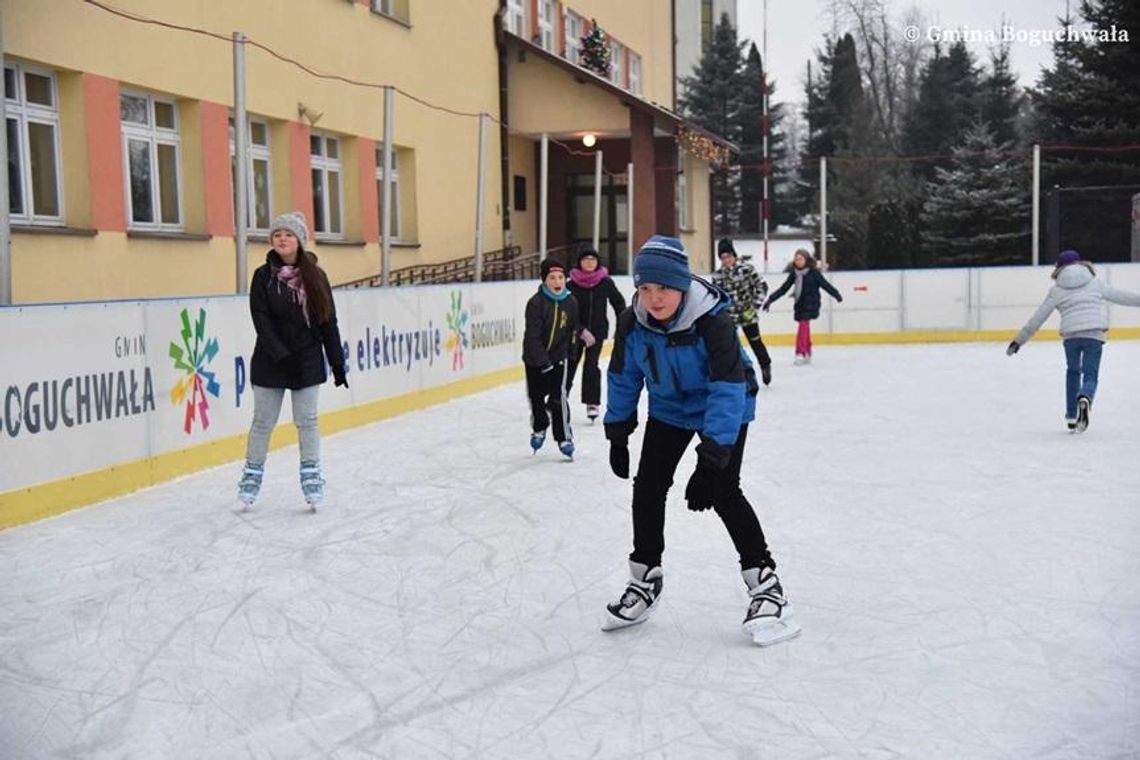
[766,268,842,321]
[567,275,626,340]
[249,250,347,390]
[522,288,579,368]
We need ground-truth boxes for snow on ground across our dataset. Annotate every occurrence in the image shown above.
[2,341,1138,759]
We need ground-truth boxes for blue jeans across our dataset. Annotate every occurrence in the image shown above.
[1062,338,1103,418]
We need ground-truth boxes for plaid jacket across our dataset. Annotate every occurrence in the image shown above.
[711,262,768,326]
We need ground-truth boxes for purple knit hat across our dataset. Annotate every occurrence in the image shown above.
[1055,250,1080,268]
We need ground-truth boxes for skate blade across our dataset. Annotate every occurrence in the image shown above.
[743,610,807,647]
[601,602,656,632]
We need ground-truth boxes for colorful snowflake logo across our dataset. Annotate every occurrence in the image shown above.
[169,307,221,434]
[445,290,469,371]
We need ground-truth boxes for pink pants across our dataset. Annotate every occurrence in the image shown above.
[795,320,812,356]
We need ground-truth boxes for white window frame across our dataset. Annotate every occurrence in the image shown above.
[610,41,625,87]
[5,62,64,226]
[564,10,583,64]
[629,52,642,95]
[677,149,691,230]
[375,143,401,240]
[537,0,555,51]
[310,132,344,240]
[504,0,527,37]
[228,116,273,233]
[120,89,183,231]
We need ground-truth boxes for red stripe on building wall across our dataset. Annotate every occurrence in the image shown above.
[83,73,126,232]
[556,2,565,56]
[200,102,234,238]
[529,0,539,41]
[358,137,379,243]
[289,121,314,230]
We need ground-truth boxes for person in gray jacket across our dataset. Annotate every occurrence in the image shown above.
[1007,249,1140,432]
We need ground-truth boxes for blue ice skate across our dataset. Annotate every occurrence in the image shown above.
[559,440,575,460]
[299,460,325,510]
[530,430,546,453]
[237,462,264,506]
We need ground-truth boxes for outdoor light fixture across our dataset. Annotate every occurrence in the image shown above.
[582,134,597,148]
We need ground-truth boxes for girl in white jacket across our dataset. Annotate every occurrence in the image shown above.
[1007,249,1140,431]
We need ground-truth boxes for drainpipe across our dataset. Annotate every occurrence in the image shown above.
[495,2,512,251]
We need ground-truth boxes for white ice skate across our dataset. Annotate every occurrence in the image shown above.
[602,562,662,631]
[237,462,264,507]
[1075,395,1091,433]
[300,461,324,511]
[741,566,801,646]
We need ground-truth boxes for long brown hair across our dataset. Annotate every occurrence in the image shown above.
[296,248,333,324]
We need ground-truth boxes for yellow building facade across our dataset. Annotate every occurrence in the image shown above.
[3,0,727,303]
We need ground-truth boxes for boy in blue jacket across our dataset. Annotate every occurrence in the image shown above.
[601,235,799,646]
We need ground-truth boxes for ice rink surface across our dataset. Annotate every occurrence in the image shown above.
[2,341,1139,759]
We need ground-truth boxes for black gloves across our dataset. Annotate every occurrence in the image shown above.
[1006,341,1020,356]
[685,437,732,512]
[836,293,844,303]
[332,365,349,388]
[605,418,638,480]
[609,439,629,479]
[684,465,717,511]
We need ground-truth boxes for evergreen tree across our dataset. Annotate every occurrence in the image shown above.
[979,43,1023,147]
[678,13,746,234]
[920,122,1030,267]
[903,41,982,180]
[1031,0,1140,187]
[738,44,791,232]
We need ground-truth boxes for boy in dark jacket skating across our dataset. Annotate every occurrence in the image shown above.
[711,237,773,385]
[567,247,627,421]
[601,235,799,647]
[763,248,842,364]
[523,259,580,459]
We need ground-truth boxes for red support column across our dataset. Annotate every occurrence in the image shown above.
[289,121,313,229]
[82,74,125,232]
[629,109,656,252]
[200,101,234,237]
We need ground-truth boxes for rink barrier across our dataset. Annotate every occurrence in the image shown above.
[3,263,1139,529]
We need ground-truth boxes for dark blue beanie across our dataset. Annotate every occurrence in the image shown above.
[1055,249,1080,268]
[633,235,691,291]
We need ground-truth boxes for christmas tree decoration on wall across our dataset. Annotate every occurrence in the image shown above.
[580,20,612,78]
[677,124,732,167]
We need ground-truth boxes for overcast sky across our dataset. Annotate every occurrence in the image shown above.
[736,0,1079,106]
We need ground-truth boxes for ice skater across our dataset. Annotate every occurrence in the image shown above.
[567,247,627,422]
[712,237,773,385]
[601,235,799,646]
[1007,249,1140,432]
[523,258,580,459]
[239,212,349,509]
[763,248,842,365]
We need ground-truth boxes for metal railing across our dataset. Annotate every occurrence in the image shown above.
[336,243,583,288]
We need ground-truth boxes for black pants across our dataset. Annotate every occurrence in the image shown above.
[629,418,773,571]
[741,322,771,369]
[567,340,604,405]
[525,361,572,442]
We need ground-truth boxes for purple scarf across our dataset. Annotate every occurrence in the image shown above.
[569,265,609,289]
[275,265,309,322]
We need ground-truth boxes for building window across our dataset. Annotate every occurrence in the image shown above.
[5,63,63,225]
[370,0,410,24]
[610,41,625,87]
[563,10,583,64]
[701,0,714,51]
[504,0,526,36]
[375,144,401,239]
[513,175,527,211]
[229,117,273,232]
[629,52,642,95]
[121,90,182,229]
[310,132,343,239]
[537,0,555,51]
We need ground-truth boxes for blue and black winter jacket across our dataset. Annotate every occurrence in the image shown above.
[604,278,758,452]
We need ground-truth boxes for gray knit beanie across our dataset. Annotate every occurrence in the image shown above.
[269,211,309,245]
